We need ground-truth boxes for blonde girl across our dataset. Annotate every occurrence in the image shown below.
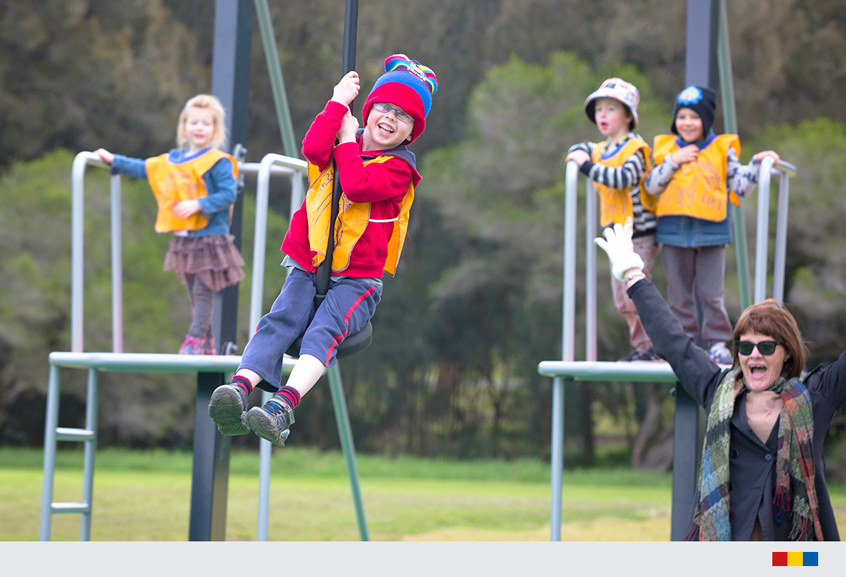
[95,94,245,354]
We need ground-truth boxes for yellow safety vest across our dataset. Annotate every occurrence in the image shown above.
[306,157,415,275]
[590,137,655,226]
[652,134,741,222]
[144,149,237,233]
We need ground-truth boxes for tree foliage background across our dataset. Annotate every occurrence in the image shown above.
[1,0,846,474]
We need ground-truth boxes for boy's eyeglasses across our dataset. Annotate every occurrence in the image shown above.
[734,340,780,356]
[372,102,414,124]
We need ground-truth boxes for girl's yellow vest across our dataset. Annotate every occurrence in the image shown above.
[306,156,414,276]
[144,149,237,233]
[591,137,655,226]
[652,134,741,222]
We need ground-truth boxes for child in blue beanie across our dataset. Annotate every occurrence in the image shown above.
[644,85,779,364]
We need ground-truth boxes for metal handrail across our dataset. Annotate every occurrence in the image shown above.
[753,158,796,303]
[563,157,796,361]
[248,154,306,333]
[68,151,303,353]
[251,153,306,542]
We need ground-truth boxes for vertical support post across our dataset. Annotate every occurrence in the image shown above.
[685,0,720,88]
[772,173,790,303]
[327,365,369,541]
[585,181,598,362]
[70,156,86,353]
[79,368,100,541]
[189,371,232,541]
[257,389,274,541]
[549,377,566,541]
[210,0,252,356]
[669,0,720,540]
[549,162,579,541]
[753,157,775,304]
[187,0,253,541]
[109,176,124,353]
[671,384,700,540]
[39,364,61,541]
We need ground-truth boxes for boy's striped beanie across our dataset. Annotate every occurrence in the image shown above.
[362,54,438,145]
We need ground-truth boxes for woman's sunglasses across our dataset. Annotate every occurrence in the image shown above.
[734,340,779,356]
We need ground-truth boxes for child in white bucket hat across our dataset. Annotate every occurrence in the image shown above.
[566,78,661,362]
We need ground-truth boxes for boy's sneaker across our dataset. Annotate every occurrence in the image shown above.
[179,335,206,355]
[619,346,662,362]
[245,398,295,447]
[709,342,733,365]
[208,384,249,435]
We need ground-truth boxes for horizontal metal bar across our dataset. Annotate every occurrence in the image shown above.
[773,160,796,177]
[52,503,91,514]
[238,162,300,176]
[56,428,95,442]
[48,352,295,374]
[77,153,303,178]
[537,360,681,383]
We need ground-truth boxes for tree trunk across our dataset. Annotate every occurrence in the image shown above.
[631,383,661,468]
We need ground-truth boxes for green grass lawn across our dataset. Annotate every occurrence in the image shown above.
[2,447,844,541]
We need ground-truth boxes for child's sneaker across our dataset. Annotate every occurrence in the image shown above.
[245,398,295,447]
[619,347,662,362]
[179,335,207,355]
[709,342,733,365]
[208,384,249,435]
[205,336,217,355]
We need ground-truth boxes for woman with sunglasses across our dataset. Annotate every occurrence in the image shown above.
[596,217,846,541]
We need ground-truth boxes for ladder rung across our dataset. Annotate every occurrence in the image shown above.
[51,502,91,514]
[56,427,95,441]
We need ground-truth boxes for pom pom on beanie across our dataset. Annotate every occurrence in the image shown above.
[362,54,438,145]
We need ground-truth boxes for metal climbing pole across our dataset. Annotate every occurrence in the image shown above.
[251,0,369,541]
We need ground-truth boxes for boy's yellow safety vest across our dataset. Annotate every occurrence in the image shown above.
[652,134,741,222]
[590,137,655,226]
[144,149,237,233]
[306,156,415,275]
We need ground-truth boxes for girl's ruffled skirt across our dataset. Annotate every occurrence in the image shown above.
[164,234,245,293]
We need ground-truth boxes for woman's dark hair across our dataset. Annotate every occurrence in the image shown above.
[731,299,807,379]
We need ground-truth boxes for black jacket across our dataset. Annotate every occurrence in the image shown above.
[629,279,846,540]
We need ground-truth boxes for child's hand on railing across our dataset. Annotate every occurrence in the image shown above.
[565,150,590,168]
[753,150,780,166]
[93,148,113,164]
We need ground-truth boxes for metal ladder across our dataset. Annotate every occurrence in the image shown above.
[40,367,99,539]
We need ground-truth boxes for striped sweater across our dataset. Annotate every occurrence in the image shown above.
[568,133,656,236]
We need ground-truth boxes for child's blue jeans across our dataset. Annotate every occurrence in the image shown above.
[239,267,381,389]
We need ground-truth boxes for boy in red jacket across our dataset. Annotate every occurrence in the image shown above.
[208,55,438,446]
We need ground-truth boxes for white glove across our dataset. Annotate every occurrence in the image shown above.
[594,217,644,281]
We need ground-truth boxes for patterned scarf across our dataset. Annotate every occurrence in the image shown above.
[685,367,823,541]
